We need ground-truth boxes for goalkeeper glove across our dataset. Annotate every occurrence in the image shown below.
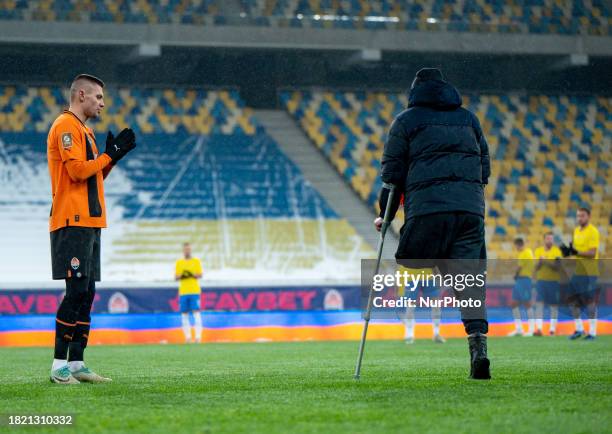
[569,242,578,256]
[180,270,195,279]
[104,128,136,164]
[560,243,578,257]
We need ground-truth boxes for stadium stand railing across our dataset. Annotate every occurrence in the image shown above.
[281,89,611,259]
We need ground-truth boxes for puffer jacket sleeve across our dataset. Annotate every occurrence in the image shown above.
[381,117,409,190]
[471,113,490,185]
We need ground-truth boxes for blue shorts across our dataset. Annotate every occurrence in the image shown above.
[179,294,201,313]
[567,275,597,298]
[513,277,533,302]
[536,280,560,305]
[403,283,440,300]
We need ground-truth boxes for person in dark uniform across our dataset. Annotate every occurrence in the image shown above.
[47,74,136,384]
[374,68,491,379]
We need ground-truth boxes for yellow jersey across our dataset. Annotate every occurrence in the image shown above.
[175,257,203,295]
[517,248,535,278]
[573,224,599,276]
[534,246,562,281]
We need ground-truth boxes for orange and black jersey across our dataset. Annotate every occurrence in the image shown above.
[47,110,113,232]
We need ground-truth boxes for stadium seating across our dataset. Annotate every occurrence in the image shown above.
[281,89,611,259]
[245,0,610,35]
[0,0,608,35]
[0,85,372,281]
[0,0,221,25]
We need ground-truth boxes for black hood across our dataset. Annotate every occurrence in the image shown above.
[408,80,462,110]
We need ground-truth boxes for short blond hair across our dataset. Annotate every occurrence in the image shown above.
[70,74,104,101]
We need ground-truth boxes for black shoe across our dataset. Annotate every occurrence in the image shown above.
[468,332,491,380]
[569,331,584,340]
[583,334,595,341]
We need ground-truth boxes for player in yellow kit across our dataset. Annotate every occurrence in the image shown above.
[175,242,203,343]
[508,238,535,337]
[562,207,600,340]
[533,233,562,336]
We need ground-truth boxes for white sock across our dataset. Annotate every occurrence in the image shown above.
[403,318,415,339]
[526,306,535,333]
[432,319,440,337]
[535,303,543,330]
[52,359,67,371]
[589,319,597,336]
[181,313,192,341]
[69,361,84,372]
[512,307,522,331]
[575,318,584,332]
[550,306,558,332]
[193,311,203,341]
[431,307,441,336]
[514,319,523,332]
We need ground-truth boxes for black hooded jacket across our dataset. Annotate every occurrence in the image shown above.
[380,79,490,220]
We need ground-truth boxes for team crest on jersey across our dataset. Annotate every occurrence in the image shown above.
[61,132,73,149]
[70,257,80,270]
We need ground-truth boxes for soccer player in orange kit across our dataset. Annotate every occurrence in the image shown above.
[47,74,136,384]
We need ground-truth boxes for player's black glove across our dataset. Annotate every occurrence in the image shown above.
[559,243,578,257]
[180,270,195,279]
[104,128,136,164]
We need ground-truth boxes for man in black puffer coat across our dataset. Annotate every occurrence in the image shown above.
[375,68,491,379]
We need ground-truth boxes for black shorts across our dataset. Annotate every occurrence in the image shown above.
[50,227,101,281]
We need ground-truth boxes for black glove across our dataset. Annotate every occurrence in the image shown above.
[104,128,136,163]
[559,243,572,257]
[180,270,194,279]
[569,242,578,256]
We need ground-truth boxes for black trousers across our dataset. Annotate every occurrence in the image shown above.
[396,212,488,335]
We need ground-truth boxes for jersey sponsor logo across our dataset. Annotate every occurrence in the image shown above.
[70,257,80,270]
[61,132,73,149]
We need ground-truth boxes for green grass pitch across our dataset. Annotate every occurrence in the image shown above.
[1,336,611,433]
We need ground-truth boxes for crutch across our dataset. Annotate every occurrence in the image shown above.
[354,183,396,380]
